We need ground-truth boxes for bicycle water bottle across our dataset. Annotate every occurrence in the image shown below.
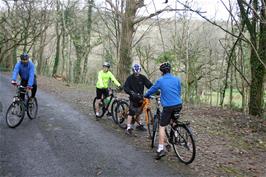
[104,97,111,105]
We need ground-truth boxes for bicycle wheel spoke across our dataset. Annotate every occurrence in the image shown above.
[115,101,128,129]
[6,102,25,128]
[172,125,196,164]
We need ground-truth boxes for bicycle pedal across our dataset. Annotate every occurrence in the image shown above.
[165,144,171,152]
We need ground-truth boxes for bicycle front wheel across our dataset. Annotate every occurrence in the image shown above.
[5,101,25,128]
[115,100,129,129]
[151,114,159,148]
[146,110,153,139]
[110,99,119,124]
[171,124,196,164]
[93,97,105,118]
[27,97,38,119]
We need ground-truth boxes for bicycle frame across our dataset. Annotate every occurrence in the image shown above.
[13,85,30,107]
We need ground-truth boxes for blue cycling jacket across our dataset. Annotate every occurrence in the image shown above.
[144,73,182,107]
[12,61,35,87]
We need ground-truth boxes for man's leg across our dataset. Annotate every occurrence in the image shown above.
[127,115,133,129]
[156,107,172,159]
[31,84,37,97]
[20,80,27,100]
[135,114,147,131]
[95,88,102,116]
[95,99,101,116]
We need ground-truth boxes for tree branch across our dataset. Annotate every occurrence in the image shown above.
[134,8,187,24]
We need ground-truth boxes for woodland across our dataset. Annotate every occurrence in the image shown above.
[0,0,265,117]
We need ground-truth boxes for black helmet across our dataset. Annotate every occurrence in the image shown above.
[103,61,111,68]
[20,53,29,60]
[159,62,171,74]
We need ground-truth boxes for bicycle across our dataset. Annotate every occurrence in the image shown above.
[115,97,154,138]
[93,88,122,122]
[150,96,196,164]
[5,85,38,128]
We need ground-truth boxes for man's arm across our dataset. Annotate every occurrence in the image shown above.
[109,72,121,87]
[144,79,160,98]
[28,63,35,87]
[11,62,20,81]
[123,77,133,95]
[143,75,153,89]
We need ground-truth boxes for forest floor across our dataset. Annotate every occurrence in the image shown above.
[35,75,266,177]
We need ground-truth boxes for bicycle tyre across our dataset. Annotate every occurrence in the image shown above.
[171,124,196,164]
[93,97,105,118]
[115,100,129,129]
[146,109,153,139]
[27,97,38,119]
[110,99,119,124]
[151,114,159,148]
[5,101,25,128]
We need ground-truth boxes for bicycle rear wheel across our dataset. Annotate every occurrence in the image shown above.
[151,114,159,148]
[171,124,196,164]
[5,101,25,128]
[146,110,153,139]
[27,97,38,119]
[111,99,119,124]
[93,97,105,118]
[115,100,129,129]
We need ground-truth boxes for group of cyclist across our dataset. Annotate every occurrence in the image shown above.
[94,61,182,160]
[11,52,182,160]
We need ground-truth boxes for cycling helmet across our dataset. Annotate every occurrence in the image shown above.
[132,63,141,73]
[103,61,111,68]
[20,53,29,60]
[159,62,171,74]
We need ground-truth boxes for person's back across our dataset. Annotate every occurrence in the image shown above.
[154,73,182,107]
[144,62,182,160]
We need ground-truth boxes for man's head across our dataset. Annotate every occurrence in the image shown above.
[132,63,141,76]
[20,53,29,64]
[159,62,171,75]
[103,61,110,72]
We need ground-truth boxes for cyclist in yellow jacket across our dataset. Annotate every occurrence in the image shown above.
[95,62,121,117]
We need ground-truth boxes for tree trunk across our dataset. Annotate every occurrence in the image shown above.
[53,28,61,76]
[73,45,83,83]
[82,0,93,82]
[117,0,137,83]
[52,0,61,76]
[249,0,266,116]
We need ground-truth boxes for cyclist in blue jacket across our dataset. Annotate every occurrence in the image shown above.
[144,62,182,160]
[11,53,37,99]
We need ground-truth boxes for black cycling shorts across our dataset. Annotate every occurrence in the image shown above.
[160,104,182,127]
[96,88,108,99]
[128,100,143,116]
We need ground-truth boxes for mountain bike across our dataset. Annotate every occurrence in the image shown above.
[150,96,196,164]
[115,98,154,138]
[93,88,122,122]
[5,85,38,128]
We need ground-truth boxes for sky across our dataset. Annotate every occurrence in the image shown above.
[95,0,237,21]
[0,0,236,21]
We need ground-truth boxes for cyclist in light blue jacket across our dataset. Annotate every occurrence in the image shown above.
[11,53,37,99]
[145,62,182,160]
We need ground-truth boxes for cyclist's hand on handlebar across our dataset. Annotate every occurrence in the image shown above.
[26,86,33,91]
[117,86,123,92]
[11,80,17,86]
[144,94,150,99]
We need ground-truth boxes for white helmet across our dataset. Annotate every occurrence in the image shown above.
[132,63,141,73]
[103,62,111,68]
